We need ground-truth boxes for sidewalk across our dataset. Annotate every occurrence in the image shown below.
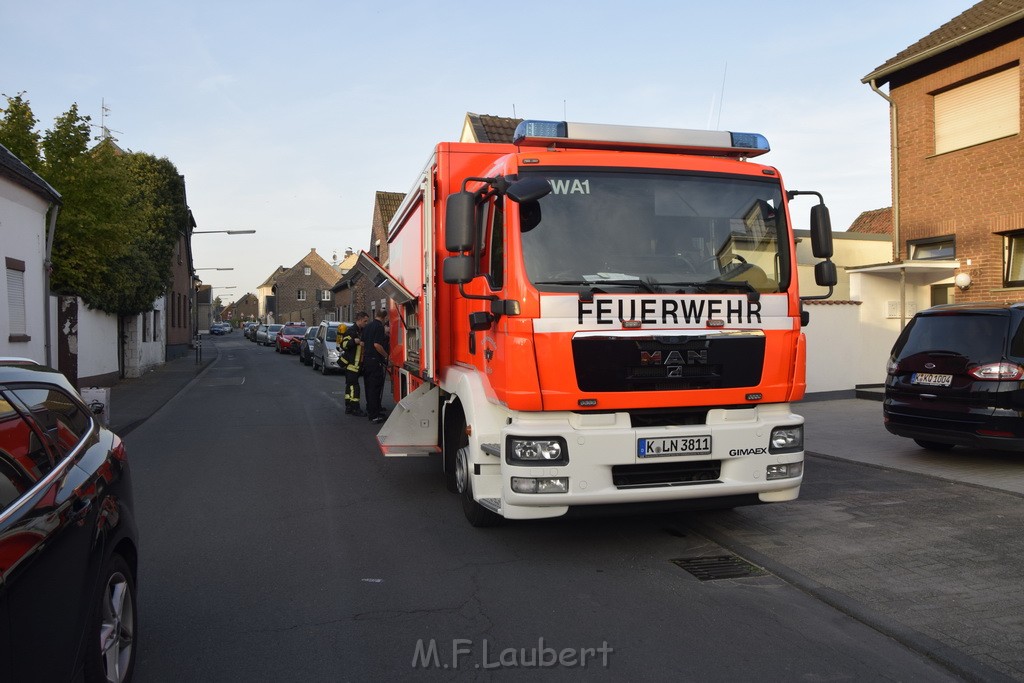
[107,347,214,436]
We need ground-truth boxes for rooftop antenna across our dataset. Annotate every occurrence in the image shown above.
[563,99,567,120]
[91,98,123,142]
[716,62,728,129]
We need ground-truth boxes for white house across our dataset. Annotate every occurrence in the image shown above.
[0,143,61,364]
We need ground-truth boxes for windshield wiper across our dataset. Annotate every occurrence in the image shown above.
[532,278,660,294]
[658,279,761,302]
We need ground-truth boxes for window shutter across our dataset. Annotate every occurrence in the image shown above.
[6,267,27,335]
[935,67,1019,154]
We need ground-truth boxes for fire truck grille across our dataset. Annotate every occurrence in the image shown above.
[572,335,765,392]
[612,461,722,488]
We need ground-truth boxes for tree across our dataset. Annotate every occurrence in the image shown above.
[0,92,41,168]
[1,94,190,316]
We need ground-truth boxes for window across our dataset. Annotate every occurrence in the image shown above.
[304,267,311,276]
[908,236,955,260]
[6,386,91,460]
[142,312,150,342]
[934,65,1020,154]
[321,290,332,301]
[1005,231,1024,287]
[153,310,161,341]
[6,257,28,342]
[297,289,307,301]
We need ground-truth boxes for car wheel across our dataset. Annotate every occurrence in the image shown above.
[454,418,502,527]
[321,359,329,375]
[84,554,136,683]
[914,439,956,452]
[312,356,319,371]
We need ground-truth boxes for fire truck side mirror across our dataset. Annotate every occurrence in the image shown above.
[445,191,477,252]
[814,260,837,288]
[443,254,476,284]
[506,177,552,203]
[809,204,834,259]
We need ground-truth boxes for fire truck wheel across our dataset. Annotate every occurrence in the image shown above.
[456,445,502,527]
[441,406,462,493]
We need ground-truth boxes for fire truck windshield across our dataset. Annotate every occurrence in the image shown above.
[519,171,790,294]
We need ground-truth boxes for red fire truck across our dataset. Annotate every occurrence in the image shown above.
[357,119,836,526]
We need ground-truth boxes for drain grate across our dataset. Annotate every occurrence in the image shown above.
[671,555,766,581]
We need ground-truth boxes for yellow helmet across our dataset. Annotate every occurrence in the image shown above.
[337,324,347,334]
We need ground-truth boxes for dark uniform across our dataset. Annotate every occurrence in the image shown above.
[338,323,366,416]
[362,314,388,423]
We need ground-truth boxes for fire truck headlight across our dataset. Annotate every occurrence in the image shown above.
[511,477,569,494]
[766,462,803,480]
[769,426,803,454]
[506,437,568,465]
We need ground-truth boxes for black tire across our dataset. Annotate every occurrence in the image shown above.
[453,418,502,527]
[914,439,956,452]
[84,553,137,683]
[312,355,319,371]
[441,403,462,494]
[320,359,329,375]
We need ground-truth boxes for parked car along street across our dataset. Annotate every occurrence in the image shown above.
[261,324,284,347]
[275,324,307,354]
[311,320,342,374]
[0,363,138,682]
[298,326,318,365]
[884,301,1024,452]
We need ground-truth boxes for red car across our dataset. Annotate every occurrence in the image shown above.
[275,324,308,354]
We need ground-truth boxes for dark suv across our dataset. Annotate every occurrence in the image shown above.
[884,302,1024,452]
[0,362,138,681]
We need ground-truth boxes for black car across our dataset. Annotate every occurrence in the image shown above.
[884,302,1024,452]
[298,325,319,365]
[0,363,138,682]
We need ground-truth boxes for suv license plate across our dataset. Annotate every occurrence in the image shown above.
[638,436,712,458]
[911,372,953,387]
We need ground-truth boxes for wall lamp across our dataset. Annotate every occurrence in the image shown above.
[954,272,972,290]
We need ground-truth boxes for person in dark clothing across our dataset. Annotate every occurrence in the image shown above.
[338,313,369,416]
[362,309,389,423]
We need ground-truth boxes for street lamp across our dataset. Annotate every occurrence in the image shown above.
[193,230,256,235]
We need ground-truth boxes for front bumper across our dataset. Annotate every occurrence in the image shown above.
[475,404,804,519]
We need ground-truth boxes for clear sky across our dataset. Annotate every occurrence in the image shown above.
[3,0,972,302]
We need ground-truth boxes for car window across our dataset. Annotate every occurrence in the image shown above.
[0,396,54,510]
[282,326,305,335]
[6,386,92,459]
[1011,318,1024,359]
[892,314,1008,362]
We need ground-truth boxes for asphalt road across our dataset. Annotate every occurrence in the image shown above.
[127,335,968,681]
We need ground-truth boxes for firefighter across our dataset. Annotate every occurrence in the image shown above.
[338,312,369,416]
[363,309,390,423]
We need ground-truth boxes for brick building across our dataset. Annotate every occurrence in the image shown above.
[274,248,340,325]
[860,0,1024,306]
[332,191,403,320]
[231,292,259,322]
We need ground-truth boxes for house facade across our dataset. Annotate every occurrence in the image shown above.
[165,209,197,360]
[332,192,403,321]
[860,0,1024,307]
[274,248,339,325]
[0,143,61,364]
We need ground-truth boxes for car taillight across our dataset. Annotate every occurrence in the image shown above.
[968,362,1024,380]
[111,434,127,461]
[886,357,899,375]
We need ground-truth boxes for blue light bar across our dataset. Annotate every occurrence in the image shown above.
[512,120,770,158]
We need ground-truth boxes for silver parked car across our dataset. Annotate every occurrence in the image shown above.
[258,323,283,346]
[311,321,342,374]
